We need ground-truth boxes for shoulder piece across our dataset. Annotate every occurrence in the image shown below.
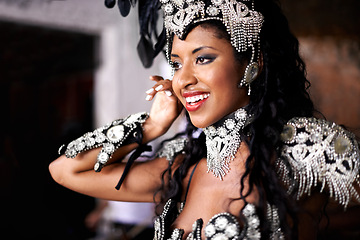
[276,117,360,208]
[157,137,188,163]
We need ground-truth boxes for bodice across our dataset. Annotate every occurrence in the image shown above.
[153,199,284,240]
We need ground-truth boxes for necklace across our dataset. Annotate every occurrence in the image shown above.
[203,108,251,180]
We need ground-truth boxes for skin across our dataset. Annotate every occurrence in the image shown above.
[49,25,257,239]
[170,26,249,128]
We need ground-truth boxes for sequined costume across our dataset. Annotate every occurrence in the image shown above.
[154,116,360,239]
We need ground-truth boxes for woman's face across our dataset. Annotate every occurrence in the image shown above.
[171,25,249,128]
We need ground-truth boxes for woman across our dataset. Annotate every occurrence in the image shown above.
[50,0,360,239]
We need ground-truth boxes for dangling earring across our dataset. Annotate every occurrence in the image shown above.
[238,62,259,95]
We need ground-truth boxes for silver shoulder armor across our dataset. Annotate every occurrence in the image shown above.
[157,137,188,163]
[276,117,360,208]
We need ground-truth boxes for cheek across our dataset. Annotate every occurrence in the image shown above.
[171,78,184,102]
[207,68,239,94]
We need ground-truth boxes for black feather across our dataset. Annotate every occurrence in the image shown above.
[137,35,155,68]
[104,0,116,8]
[118,0,131,17]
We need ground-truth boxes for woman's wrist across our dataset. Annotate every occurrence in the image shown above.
[142,116,169,144]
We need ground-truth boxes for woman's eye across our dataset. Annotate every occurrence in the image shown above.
[196,56,215,65]
[171,61,182,71]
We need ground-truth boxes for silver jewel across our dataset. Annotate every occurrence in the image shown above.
[242,204,261,240]
[161,0,264,62]
[203,108,251,180]
[276,117,360,208]
[205,212,240,239]
[60,112,149,172]
[266,203,285,240]
[238,62,259,95]
[157,137,188,162]
[107,125,125,142]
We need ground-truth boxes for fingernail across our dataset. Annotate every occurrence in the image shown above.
[146,88,154,94]
[145,95,152,101]
[155,85,163,91]
[165,90,172,97]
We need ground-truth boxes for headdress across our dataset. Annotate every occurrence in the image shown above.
[105,1,264,81]
[160,0,264,65]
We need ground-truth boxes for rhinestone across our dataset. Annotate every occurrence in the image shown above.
[211,0,223,6]
[242,204,255,216]
[334,136,351,155]
[215,216,228,230]
[296,118,307,128]
[235,108,247,121]
[205,224,216,237]
[103,143,115,154]
[154,218,160,230]
[66,148,77,158]
[310,132,322,143]
[249,216,260,226]
[207,6,219,16]
[107,125,125,142]
[225,119,235,130]
[224,223,238,237]
[212,233,227,240]
[296,132,309,144]
[291,144,307,160]
[94,162,100,171]
[95,133,106,143]
[207,126,216,136]
[306,123,319,133]
[172,0,184,8]
[280,124,295,142]
[68,141,75,149]
[75,141,85,151]
[98,152,109,164]
[171,228,180,239]
[164,3,174,14]
[218,127,227,137]
[84,137,95,147]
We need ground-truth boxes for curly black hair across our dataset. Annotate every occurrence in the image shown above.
[155,0,315,239]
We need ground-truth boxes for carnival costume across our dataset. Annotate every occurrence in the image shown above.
[59,0,360,239]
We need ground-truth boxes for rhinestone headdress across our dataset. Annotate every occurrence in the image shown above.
[160,0,264,62]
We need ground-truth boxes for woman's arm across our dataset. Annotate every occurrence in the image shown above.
[49,77,182,202]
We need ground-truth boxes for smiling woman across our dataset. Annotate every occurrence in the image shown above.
[171,25,249,128]
[49,0,360,239]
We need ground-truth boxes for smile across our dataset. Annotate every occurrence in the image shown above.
[185,93,210,105]
[183,93,210,112]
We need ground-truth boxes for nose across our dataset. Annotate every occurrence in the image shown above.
[175,63,198,89]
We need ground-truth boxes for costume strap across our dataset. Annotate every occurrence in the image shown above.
[184,159,201,203]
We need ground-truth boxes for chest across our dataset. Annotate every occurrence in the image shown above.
[171,158,257,237]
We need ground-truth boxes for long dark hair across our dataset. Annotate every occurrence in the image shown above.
[155,0,314,238]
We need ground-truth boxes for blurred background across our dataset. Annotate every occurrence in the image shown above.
[0,0,359,239]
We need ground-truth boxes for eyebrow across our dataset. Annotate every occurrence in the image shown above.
[171,46,217,58]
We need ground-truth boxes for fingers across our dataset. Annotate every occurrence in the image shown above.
[149,75,164,82]
[145,76,173,101]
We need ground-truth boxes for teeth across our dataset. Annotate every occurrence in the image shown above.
[185,93,210,104]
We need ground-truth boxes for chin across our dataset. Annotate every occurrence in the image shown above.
[188,115,214,129]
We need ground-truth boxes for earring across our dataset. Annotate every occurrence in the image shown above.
[238,62,259,95]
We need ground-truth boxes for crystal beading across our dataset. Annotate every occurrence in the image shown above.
[59,112,149,172]
[203,107,252,180]
[276,117,360,208]
[157,137,188,163]
[161,0,264,62]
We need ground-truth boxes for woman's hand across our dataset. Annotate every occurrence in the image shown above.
[142,75,183,142]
